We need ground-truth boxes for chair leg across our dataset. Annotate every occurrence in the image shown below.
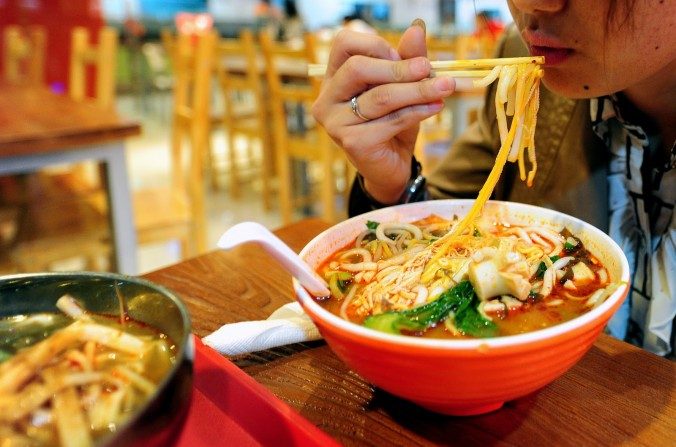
[276,147,293,225]
[228,129,240,199]
[170,120,185,192]
[190,123,208,254]
[259,138,272,211]
[207,133,220,191]
[259,129,275,211]
[179,233,192,259]
[343,158,356,202]
[320,153,335,223]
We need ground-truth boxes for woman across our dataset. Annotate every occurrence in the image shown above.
[311,1,675,356]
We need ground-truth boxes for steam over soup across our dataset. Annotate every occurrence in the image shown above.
[0,295,175,446]
[315,215,619,338]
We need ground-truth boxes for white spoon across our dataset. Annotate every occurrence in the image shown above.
[217,222,331,297]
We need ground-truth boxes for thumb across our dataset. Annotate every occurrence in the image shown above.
[397,18,427,59]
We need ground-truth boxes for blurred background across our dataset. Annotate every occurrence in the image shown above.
[0,0,511,275]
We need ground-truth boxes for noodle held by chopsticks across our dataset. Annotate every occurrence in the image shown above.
[425,59,544,269]
[310,54,545,272]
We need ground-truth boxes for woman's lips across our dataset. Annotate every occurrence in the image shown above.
[528,45,573,66]
[523,30,573,66]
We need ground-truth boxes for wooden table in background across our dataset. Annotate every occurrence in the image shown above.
[144,218,675,446]
[0,82,141,273]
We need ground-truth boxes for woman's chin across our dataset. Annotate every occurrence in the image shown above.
[541,72,600,100]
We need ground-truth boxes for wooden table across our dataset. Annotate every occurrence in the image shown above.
[144,218,675,446]
[0,83,141,273]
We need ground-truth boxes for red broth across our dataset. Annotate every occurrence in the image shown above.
[314,217,611,339]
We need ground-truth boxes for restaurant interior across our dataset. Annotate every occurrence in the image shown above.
[0,0,509,275]
[1,1,674,446]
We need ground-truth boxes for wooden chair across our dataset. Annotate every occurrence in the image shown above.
[160,28,177,62]
[69,26,118,109]
[3,25,46,85]
[260,31,348,224]
[36,26,122,204]
[212,28,273,209]
[157,30,217,254]
[8,26,119,272]
[11,31,216,272]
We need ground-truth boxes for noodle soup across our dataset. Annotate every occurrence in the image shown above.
[315,214,618,339]
[0,273,192,447]
[0,296,176,446]
[295,200,629,415]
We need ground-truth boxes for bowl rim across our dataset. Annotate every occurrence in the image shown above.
[0,271,193,441]
[294,200,631,351]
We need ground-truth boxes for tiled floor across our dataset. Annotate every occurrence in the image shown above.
[119,92,288,274]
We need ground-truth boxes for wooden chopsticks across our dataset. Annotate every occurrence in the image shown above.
[307,56,545,77]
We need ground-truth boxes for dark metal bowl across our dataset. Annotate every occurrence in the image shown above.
[0,272,193,447]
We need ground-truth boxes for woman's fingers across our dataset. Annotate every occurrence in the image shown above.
[327,55,433,103]
[326,101,444,156]
[351,76,455,122]
[325,29,399,78]
[398,20,428,59]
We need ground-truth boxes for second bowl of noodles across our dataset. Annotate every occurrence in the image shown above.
[294,200,630,416]
[0,272,192,446]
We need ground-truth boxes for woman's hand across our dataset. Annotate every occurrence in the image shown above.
[311,22,455,204]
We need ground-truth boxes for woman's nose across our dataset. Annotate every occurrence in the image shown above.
[511,0,566,14]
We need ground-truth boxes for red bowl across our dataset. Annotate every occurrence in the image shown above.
[294,200,630,416]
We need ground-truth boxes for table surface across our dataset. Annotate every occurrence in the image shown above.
[144,218,675,447]
[0,83,140,156]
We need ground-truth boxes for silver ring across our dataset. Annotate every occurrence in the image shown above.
[350,95,370,121]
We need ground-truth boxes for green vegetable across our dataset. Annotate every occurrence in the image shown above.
[0,350,11,364]
[564,241,576,252]
[363,281,495,337]
[366,220,379,230]
[455,300,497,337]
[328,272,352,298]
[473,228,482,237]
[534,255,560,279]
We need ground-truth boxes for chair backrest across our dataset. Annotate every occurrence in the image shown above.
[259,31,320,123]
[3,25,46,85]
[260,31,347,223]
[214,29,264,124]
[170,31,216,250]
[69,26,118,109]
[160,27,176,63]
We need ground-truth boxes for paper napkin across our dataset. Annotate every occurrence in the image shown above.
[202,302,322,356]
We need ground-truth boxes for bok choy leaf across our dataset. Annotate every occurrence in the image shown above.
[363,281,495,337]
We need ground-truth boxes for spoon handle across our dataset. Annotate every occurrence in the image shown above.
[217,222,331,297]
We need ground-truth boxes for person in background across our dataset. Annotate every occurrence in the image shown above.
[254,0,283,40]
[311,1,675,357]
[279,0,304,44]
[458,10,505,58]
[474,10,505,41]
[342,12,377,35]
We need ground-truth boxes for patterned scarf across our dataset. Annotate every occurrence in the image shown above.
[591,96,675,356]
